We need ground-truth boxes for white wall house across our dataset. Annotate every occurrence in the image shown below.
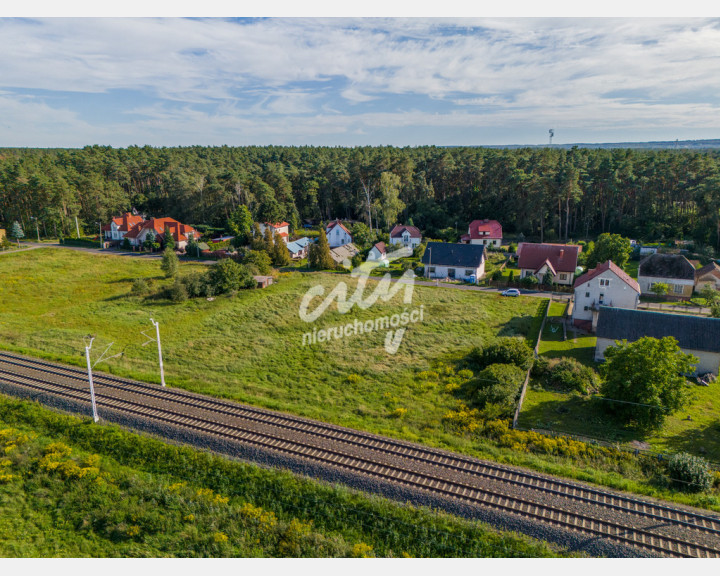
[460,219,502,247]
[389,225,422,250]
[326,220,353,248]
[258,222,290,244]
[421,242,486,284]
[637,253,696,299]
[572,260,640,331]
[368,242,387,261]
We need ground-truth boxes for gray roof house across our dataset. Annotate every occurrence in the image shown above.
[421,242,486,283]
[637,253,696,298]
[595,306,720,375]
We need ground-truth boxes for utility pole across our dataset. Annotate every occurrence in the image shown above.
[143,319,166,387]
[83,337,123,423]
[98,222,103,249]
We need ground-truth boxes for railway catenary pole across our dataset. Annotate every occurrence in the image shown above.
[84,338,100,422]
[150,318,166,387]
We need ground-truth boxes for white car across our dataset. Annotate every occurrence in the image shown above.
[501,288,521,297]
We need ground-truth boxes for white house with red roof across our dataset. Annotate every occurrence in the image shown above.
[102,212,144,242]
[460,219,502,247]
[368,241,387,261]
[389,224,422,250]
[571,260,640,331]
[258,221,290,244]
[326,220,353,248]
[516,243,581,286]
[124,218,198,250]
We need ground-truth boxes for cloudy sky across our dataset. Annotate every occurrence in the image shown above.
[1,16,720,147]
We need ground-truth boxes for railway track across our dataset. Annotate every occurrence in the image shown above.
[1,351,719,558]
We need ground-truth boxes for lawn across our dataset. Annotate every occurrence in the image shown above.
[0,248,541,452]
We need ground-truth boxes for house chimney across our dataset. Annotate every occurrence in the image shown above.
[559,249,565,258]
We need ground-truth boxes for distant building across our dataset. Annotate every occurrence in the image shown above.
[571,260,640,332]
[258,222,290,244]
[253,275,275,289]
[637,253,695,298]
[368,241,388,261]
[329,242,360,265]
[460,219,502,247]
[287,237,313,259]
[326,220,353,248]
[102,212,144,242]
[124,218,199,250]
[516,243,581,286]
[595,307,720,375]
[421,241,486,283]
[695,261,720,291]
[389,225,422,250]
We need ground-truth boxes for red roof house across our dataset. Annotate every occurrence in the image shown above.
[124,217,198,249]
[103,212,144,241]
[460,219,502,246]
[517,243,581,285]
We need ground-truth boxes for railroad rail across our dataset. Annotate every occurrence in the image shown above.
[1,351,719,558]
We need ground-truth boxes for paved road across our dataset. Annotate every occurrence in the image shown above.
[17,241,213,265]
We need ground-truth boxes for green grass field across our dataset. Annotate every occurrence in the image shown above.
[0,248,541,452]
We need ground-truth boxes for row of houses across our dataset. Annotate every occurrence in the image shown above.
[103,213,199,250]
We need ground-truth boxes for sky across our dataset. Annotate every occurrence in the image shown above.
[1,13,720,147]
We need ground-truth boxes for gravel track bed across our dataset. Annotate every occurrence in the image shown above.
[3,355,718,557]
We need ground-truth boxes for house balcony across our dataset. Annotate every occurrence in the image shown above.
[588,299,613,312]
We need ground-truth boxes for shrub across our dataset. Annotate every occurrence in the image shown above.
[207,259,255,294]
[468,338,534,371]
[130,278,150,296]
[465,363,526,415]
[169,278,188,302]
[546,358,597,394]
[181,273,210,298]
[161,247,179,278]
[121,238,132,250]
[667,452,713,492]
[520,275,539,288]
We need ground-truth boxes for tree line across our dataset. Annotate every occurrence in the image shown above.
[2,144,720,247]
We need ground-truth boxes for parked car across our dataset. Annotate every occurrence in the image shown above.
[501,288,521,297]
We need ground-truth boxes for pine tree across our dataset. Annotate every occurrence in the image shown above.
[11,221,24,246]
[250,223,265,251]
[308,229,335,269]
[271,231,290,267]
[162,247,179,278]
[263,225,274,253]
[164,225,176,251]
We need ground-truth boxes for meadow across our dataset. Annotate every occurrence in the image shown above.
[0,248,541,451]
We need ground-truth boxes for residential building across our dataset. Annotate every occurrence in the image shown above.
[102,212,144,242]
[638,246,658,256]
[420,241,485,283]
[253,275,274,289]
[637,253,695,298]
[460,219,502,247]
[571,260,640,331]
[326,220,353,248]
[124,218,199,250]
[287,237,313,259]
[695,261,720,291]
[329,243,359,265]
[258,222,290,244]
[368,241,387,261]
[516,243,581,286]
[595,307,720,375]
[389,224,422,250]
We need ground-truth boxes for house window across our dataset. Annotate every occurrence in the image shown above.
[585,292,590,298]
[448,268,456,278]
[428,267,436,274]
[559,273,567,281]
[465,269,473,276]
[600,279,610,287]
[673,284,684,294]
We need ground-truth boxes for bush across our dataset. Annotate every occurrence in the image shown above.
[545,358,597,394]
[181,273,211,298]
[520,275,539,288]
[414,266,424,276]
[468,338,534,371]
[169,278,188,302]
[121,238,132,250]
[464,363,526,415]
[130,278,150,296]
[161,247,179,278]
[667,452,713,492]
[207,259,255,294]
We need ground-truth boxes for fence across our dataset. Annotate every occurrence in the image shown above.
[512,299,550,428]
[638,302,709,316]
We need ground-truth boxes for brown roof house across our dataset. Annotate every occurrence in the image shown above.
[695,261,720,291]
[571,260,641,332]
[460,219,502,247]
[637,253,695,299]
[516,243,581,286]
[389,225,422,250]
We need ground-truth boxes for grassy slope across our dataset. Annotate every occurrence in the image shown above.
[0,395,565,558]
[0,248,539,451]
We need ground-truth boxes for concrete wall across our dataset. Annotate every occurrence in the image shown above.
[425,262,485,283]
[596,337,720,375]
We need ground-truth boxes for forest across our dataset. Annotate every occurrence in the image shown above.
[1,145,720,247]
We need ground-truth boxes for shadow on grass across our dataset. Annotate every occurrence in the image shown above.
[662,420,720,462]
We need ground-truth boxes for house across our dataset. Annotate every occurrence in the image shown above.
[460,219,502,247]
[329,243,360,265]
[420,241,485,283]
[594,307,720,375]
[368,241,387,261]
[637,253,695,299]
[695,261,720,291]
[389,225,422,250]
[287,237,313,259]
[638,246,658,256]
[571,260,640,332]
[516,243,581,286]
[102,212,144,243]
[259,222,290,244]
[124,218,199,250]
[326,220,353,248]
